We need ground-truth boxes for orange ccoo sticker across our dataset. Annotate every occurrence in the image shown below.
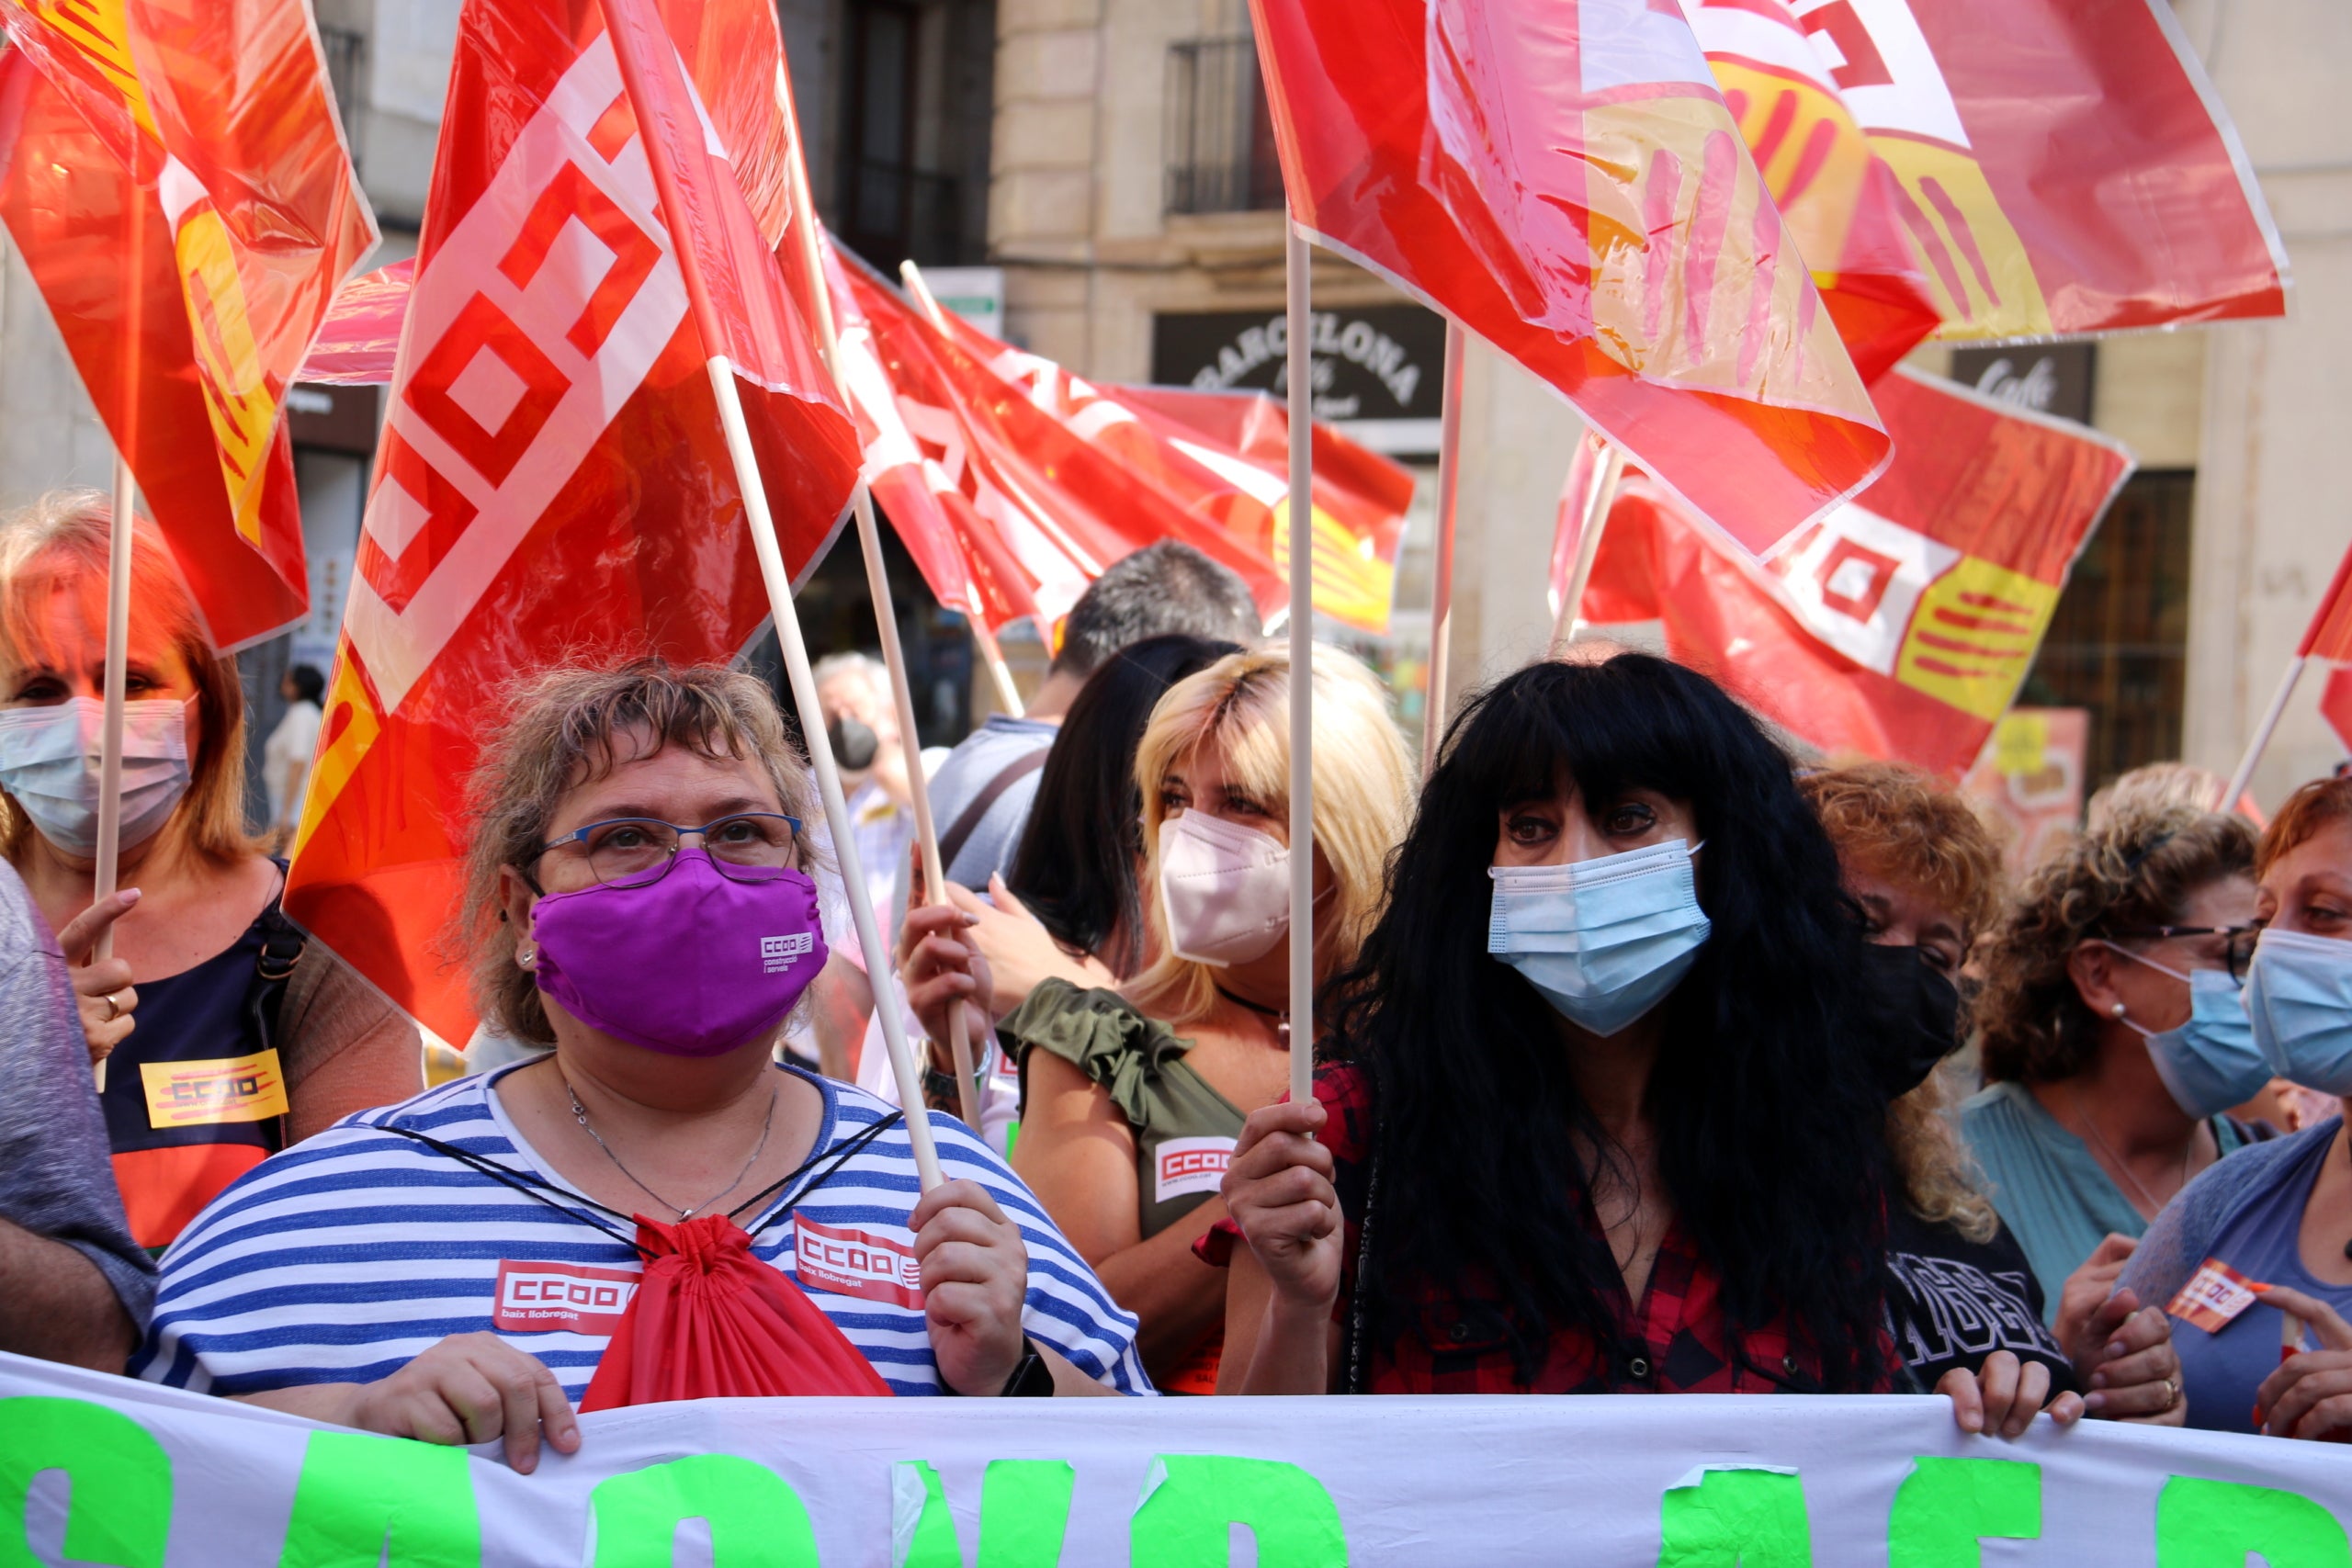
[2166,1258,2267,1335]
[139,1050,289,1129]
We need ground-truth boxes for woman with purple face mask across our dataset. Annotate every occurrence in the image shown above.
[132,661,1146,1469]
[905,646,1412,1392]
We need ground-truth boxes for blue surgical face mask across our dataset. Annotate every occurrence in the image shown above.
[2245,928,2352,1095]
[1488,839,1710,1037]
[2106,942,2269,1119]
[0,697,192,857]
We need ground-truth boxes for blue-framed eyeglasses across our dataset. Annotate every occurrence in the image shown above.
[535,812,803,890]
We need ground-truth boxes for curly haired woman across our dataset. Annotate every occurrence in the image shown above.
[1963,804,2265,1317]
[1805,763,2183,1432]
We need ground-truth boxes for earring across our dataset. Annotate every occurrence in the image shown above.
[2110,1001,2127,1018]
[518,946,537,970]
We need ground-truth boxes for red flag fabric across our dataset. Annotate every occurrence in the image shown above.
[1561,368,2132,775]
[285,0,859,1046]
[1681,0,1939,382]
[2296,545,2352,663]
[1249,0,1888,558]
[2322,669,2352,761]
[299,258,413,386]
[829,244,1413,634]
[1800,0,2286,340]
[0,0,378,649]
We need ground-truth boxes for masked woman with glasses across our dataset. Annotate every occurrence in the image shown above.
[904,645,1412,1393]
[0,491,419,1254]
[134,661,1145,1470]
[2118,777,2352,1436]
[1963,804,2266,1319]
[1208,653,1905,1401]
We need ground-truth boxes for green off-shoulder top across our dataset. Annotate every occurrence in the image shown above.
[1001,977,1246,1240]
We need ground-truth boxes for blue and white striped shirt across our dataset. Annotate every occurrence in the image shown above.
[132,1064,1149,1400]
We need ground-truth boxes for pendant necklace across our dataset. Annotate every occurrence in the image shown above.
[562,1072,776,1221]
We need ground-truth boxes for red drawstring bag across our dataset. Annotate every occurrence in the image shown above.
[581,1212,894,1409]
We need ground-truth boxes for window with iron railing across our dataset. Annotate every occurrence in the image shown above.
[316,25,366,160]
[1165,36,1282,215]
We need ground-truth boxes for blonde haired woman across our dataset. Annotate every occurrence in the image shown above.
[0,491,419,1250]
[905,645,1412,1391]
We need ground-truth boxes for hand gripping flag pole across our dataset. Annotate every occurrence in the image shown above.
[900,259,1025,721]
[1285,220,1316,1110]
[1419,322,1464,778]
[594,0,946,1187]
[775,73,981,1132]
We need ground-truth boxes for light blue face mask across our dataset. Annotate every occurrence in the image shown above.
[2107,943,2268,1120]
[2245,928,2352,1095]
[1488,838,1710,1037]
[0,696,191,857]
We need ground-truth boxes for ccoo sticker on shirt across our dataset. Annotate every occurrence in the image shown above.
[1154,1135,1237,1204]
[2167,1258,2266,1335]
[140,1049,289,1128]
[795,1215,924,1308]
[492,1259,639,1335]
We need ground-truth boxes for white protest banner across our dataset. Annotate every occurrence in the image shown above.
[5,1348,2348,1565]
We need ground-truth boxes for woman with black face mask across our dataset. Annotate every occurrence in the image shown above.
[1805,764,2184,1435]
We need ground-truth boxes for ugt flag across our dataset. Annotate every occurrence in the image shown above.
[1249,0,1888,558]
[285,0,859,1046]
[1559,369,2132,775]
[830,243,1413,635]
[1680,0,1939,383]
[0,0,378,649]
[1792,0,2287,340]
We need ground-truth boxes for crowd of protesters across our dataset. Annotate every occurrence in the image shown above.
[6,487,2352,1462]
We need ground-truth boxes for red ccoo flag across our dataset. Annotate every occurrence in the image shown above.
[285,0,859,1045]
[1559,368,2132,775]
[1790,0,2286,341]
[1680,0,1939,382]
[828,243,1413,635]
[1249,0,1888,558]
[0,0,379,649]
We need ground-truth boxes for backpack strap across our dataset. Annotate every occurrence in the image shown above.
[246,860,309,1058]
[937,748,1050,874]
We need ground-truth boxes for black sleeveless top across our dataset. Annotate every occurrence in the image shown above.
[98,870,304,1251]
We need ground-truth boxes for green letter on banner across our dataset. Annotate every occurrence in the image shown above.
[1130,1455,1346,1567]
[892,1459,1075,1568]
[592,1453,819,1568]
[1886,1459,2040,1568]
[278,1431,479,1568]
[0,1396,171,1568]
[1657,1467,1813,1568]
[2156,1476,2350,1568]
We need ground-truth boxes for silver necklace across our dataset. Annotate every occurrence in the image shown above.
[2068,1082,2189,1215]
[563,1075,776,1221]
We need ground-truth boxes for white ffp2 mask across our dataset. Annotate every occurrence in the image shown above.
[1157,810,1291,966]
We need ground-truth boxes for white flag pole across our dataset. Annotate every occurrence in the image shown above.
[900,260,1025,720]
[89,453,135,1093]
[1284,219,1316,1109]
[775,77,980,1131]
[1551,439,1624,653]
[1419,321,1464,778]
[595,0,946,1186]
[2221,657,2304,816]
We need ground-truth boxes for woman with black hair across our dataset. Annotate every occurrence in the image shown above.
[1212,652,1896,1397]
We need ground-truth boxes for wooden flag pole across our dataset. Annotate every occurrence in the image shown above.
[89,452,135,1093]
[901,260,1025,720]
[775,73,979,1131]
[1551,439,1624,653]
[2221,657,2305,816]
[1419,321,1464,778]
[596,0,947,1186]
[1283,220,1316,1110]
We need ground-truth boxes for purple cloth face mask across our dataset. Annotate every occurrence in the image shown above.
[531,850,829,1057]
